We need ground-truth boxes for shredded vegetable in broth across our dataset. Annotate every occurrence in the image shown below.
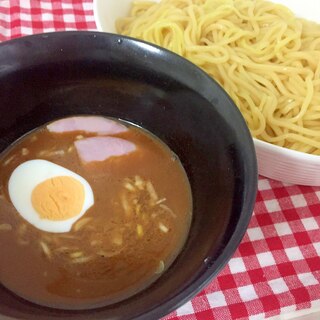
[0,116,192,309]
[117,0,320,154]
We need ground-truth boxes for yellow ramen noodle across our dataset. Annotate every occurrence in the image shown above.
[117,0,320,154]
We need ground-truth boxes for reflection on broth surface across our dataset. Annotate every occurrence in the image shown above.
[0,116,192,309]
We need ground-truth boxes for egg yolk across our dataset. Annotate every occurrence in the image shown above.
[31,176,85,221]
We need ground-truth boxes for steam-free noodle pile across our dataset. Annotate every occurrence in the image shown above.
[117,0,320,155]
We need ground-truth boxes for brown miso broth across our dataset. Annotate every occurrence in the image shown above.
[0,116,192,310]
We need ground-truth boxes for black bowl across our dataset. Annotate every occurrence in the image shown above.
[0,31,257,320]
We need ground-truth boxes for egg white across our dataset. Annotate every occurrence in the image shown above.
[8,159,94,233]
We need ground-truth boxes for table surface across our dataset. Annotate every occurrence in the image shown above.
[0,1,320,319]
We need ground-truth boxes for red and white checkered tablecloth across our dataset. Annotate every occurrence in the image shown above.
[1,1,320,319]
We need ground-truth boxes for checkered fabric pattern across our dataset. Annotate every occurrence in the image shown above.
[165,179,320,319]
[1,1,320,319]
[0,0,96,41]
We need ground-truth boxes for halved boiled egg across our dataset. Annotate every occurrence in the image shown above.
[8,160,94,233]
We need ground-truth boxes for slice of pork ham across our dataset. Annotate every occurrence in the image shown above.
[74,137,136,163]
[47,116,127,135]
